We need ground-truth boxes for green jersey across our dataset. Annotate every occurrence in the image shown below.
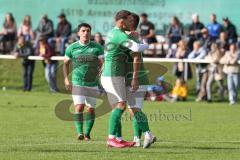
[102,27,133,77]
[125,35,149,86]
[65,41,104,86]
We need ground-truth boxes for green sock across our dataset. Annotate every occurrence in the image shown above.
[74,113,83,135]
[84,111,95,136]
[108,108,123,136]
[134,111,150,133]
[133,116,141,137]
[115,120,122,138]
[138,128,142,138]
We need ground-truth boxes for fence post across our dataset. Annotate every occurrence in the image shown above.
[184,62,188,82]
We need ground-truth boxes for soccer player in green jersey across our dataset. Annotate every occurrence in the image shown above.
[125,13,156,148]
[63,23,104,141]
[112,12,156,149]
[101,10,149,148]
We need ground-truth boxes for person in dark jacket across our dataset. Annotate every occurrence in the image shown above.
[222,17,238,44]
[35,36,58,92]
[139,13,157,44]
[188,13,205,51]
[14,35,35,91]
[48,13,72,56]
[34,14,54,48]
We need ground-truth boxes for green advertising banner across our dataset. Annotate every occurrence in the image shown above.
[0,0,239,35]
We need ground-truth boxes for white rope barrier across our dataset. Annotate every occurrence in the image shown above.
[28,56,65,61]
[1,54,240,82]
[0,54,240,64]
[0,55,17,59]
[143,58,182,63]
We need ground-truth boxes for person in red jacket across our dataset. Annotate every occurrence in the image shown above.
[35,36,58,92]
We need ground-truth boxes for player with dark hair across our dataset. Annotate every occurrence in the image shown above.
[101,10,149,148]
[63,23,104,141]
[117,12,157,148]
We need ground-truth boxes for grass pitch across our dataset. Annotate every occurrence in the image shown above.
[0,90,240,160]
[0,59,240,160]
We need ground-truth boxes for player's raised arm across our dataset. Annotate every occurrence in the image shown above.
[123,39,149,52]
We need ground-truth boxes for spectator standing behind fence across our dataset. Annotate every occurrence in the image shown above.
[188,41,207,100]
[216,32,229,53]
[169,40,192,80]
[14,35,35,91]
[139,13,157,44]
[220,43,240,105]
[34,15,54,48]
[201,29,212,52]
[18,15,34,42]
[35,36,58,93]
[167,16,184,46]
[207,14,223,42]
[48,13,71,56]
[205,43,224,102]
[94,32,105,46]
[188,13,205,51]
[222,17,238,44]
[0,13,17,54]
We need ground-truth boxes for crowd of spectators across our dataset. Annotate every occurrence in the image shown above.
[142,13,239,105]
[0,12,104,93]
[0,12,239,105]
[0,13,106,55]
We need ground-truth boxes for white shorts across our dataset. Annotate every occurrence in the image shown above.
[72,86,98,108]
[101,76,127,105]
[126,85,148,109]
